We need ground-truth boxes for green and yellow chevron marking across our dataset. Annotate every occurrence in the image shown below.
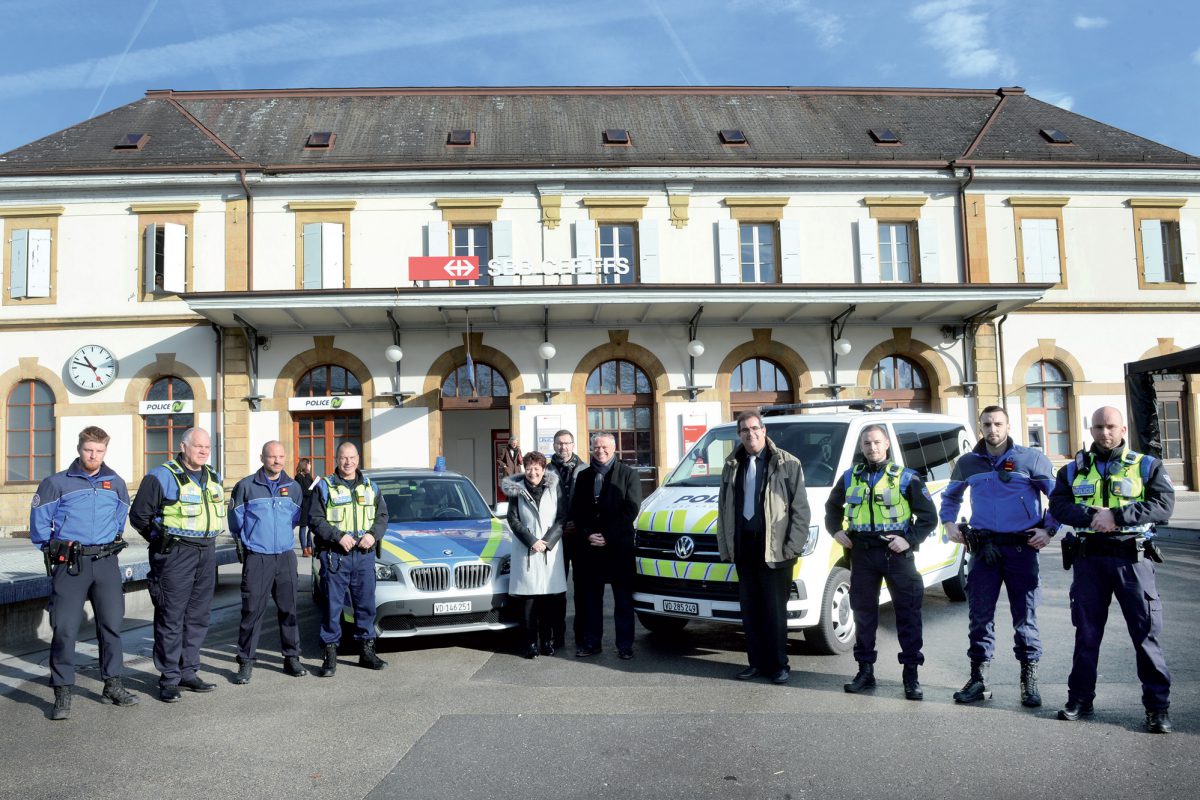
[637,508,719,535]
[381,540,422,564]
[479,519,506,560]
[636,557,738,582]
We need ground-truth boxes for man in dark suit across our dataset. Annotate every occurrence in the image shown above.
[568,431,643,660]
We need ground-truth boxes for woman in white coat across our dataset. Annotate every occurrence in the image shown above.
[502,451,568,658]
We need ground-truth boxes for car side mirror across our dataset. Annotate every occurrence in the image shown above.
[493,501,509,517]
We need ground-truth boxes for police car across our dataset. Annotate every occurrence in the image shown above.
[632,401,972,654]
[312,468,516,640]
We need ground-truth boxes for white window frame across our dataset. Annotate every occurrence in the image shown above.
[878,222,914,283]
[738,222,777,284]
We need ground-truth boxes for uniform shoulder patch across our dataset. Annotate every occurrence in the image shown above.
[30,493,41,508]
[921,486,932,500]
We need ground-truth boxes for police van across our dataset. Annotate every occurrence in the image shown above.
[632,401,972,654]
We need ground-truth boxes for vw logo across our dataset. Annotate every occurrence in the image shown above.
[674,535,696,560]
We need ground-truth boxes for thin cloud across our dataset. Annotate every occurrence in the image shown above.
[1073,15,1109,30]
[735,0,844,48]
[911,0,1016,81]
[1194,47,1200,66]
[1031,89,1075,110]
[0,5,650,100]
[90,0,159,117]
[647,0,708,85]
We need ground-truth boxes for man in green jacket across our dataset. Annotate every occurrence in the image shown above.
[716,410,811,685]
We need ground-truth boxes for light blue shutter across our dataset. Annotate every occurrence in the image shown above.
[917,217,940,282]
[9,229,28,298]
[574,220,597,285]
[143,224,159,293]
[491,219,514,286]
[857,217,879,283]
[320,222,343,289]
[303,222,323,289]
[425,221,449,287]
[1180,220,1198,283]
[1141,219,1166,283]
[161,223,186,293]
[638,219,659,283]
[25,229,51,297]
[779,219,802,283]
[717,220,739,283]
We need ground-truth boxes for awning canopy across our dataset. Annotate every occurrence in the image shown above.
[1125,344,1200,375]
[184,283,1049,335]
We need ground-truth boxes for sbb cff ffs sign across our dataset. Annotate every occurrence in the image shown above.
[409,257,479,280]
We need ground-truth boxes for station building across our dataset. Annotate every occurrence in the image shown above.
[0,85,1196,531]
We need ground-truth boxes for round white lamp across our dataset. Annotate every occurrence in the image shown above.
[686,339,705,358]
[537,341,557,361]
[384,345,403,363]
[834,338,852,356]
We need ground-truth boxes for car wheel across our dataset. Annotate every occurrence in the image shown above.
[942,551,968,602]
[636,612,690,634]
[808,566,854,655]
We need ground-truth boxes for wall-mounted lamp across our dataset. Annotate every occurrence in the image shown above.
[833,337,852,356]
[680,306,710,401]
[827,305,856,398]
[539,307,565,404]
[383,310,414,407]
[686,339,705,358]
[537,341,557,361]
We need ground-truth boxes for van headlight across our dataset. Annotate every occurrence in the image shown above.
[499,555,511,575]
[375,562,398,581]
[800,525,821,557]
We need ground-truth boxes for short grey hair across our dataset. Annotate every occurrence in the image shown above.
[336,441,360,456]
[591,431,616,447]
[260,440,285,456]
[180,428,208,447]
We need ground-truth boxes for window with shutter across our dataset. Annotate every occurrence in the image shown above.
[3,209,60,306]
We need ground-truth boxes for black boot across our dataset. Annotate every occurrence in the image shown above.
[283,656,308,677]
[953,661,992,703]
[903,664,923,701]
[1020,661,1041,708]
[358,639,387,670]
[51,686,71,721]
[1144,709,1173,734]
[844,662,876,693]
[318,644,338,678]
[233,658,254,685]
[102,677,138,707]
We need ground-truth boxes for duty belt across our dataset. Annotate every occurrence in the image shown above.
[165,534,216,548]
[1076,533,1143,560]
[79,540,128,557]
[971,530,1034,547]
[849,531,897,548]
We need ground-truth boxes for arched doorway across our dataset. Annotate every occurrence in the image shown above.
[585,358,656,497]
[441,361,510,502]
[870,355,931,411]
[730,357,793,416]
[293,365,363,477]
[1025,360,1072,459]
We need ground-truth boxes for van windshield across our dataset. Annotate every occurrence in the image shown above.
[664,421,849,488]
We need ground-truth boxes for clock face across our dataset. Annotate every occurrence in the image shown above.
[68,345,118,391]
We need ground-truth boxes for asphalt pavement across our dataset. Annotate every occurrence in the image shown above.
[0,529,1198,800]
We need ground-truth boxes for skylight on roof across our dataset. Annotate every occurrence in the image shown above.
[869,128,900,145]
[447,129,475,146]
[305,132,335,149]
[603,128,631,146]
[114,133,149,151]
[719,129,748,145]
[1039,128,1072,144]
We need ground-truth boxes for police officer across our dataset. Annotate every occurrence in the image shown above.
[825,424,937,700]
[130,427,225,703]
[941,405,1057,708]
[30,426,138,720]
[228,441,308,684]
[1049,406,1176,734]
[309,441,389,676]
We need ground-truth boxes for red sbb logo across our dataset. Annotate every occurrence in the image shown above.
[409,256,480,280]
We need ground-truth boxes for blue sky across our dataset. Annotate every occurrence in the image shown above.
[1,0,1198,156]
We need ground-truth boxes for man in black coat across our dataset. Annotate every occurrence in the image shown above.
[568,432,642,659]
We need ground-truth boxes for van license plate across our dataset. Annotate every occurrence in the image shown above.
[434,601,471,614]
[663,600,699,615]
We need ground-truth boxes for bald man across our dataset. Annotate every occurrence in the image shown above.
[1049,406,1176,733]
[228,441,308,685]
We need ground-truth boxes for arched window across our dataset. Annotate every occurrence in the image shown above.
[586,359,655,496]
[6,380,55,482]
[870,355,931,411]
[1026,360,1071,458]
[144,377,195,473]
[441,361,509,409]
[294,365,363,478]
[730,357,793,416]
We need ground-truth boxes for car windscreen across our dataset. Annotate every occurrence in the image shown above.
[372,476,492,523]
[664,421,849,488]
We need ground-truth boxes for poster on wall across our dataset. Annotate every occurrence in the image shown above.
[681,414,708,456]
[535,414,562,456]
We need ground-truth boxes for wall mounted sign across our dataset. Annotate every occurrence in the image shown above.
[288,396,363,411]
[139,399,194,415]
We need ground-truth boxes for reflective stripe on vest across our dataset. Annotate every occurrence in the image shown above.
[845,462,911,533]
[1070,448,1151,533]
[161,460,225,537]
[323,476,377,536]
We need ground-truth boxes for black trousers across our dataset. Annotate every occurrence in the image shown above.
[512,592,565,647]
[575,570,634,651]
[48,551,125,687]
[148,539,216,687]
[237,550,301,661]
[735,558,793,674]
[849,546,924,665]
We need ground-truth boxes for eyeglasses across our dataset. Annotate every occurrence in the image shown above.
[739,425,764,434]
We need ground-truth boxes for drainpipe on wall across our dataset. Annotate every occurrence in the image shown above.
[954,163,977,282]
[238,169,254,290]
[996,313,1008,408]
[211,322,224,478]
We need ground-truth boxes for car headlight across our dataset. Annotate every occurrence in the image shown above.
[375,562,398,581]
[800,524,821,557]
[499,555,511,575]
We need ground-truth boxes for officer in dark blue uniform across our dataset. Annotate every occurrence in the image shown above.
[309,441,389,677]
[825,424,937,700]
[228,440,308,684]
[130,427,225,703]
[1050,406,1175,733]
[941,405,1057,708]
[31,426,138,720]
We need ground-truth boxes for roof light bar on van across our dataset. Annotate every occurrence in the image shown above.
[760,399,884,416]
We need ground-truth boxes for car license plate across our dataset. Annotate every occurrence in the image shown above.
[434,601,471,615]
[662,600,699,615]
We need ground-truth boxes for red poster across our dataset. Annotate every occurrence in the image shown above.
[682,424,707,454]
[409,256,479,281]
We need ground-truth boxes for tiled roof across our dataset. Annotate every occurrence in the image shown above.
[0,86,1194,175]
